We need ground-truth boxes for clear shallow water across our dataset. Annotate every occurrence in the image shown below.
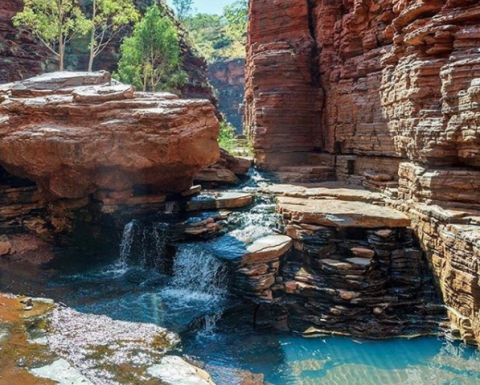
[1,171,479,384]
[3,252,478,385]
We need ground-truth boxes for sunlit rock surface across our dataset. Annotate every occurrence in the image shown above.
[0,71,220,200]
[0,294,215,385]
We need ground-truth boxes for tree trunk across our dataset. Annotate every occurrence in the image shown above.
[59,38,65,71]
[88,0,96,72]
[58,1,65,71]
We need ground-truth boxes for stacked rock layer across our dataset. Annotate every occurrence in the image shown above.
[245,0,480,344]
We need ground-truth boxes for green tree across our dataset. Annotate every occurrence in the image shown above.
[184,13,226,61]
[183,1,248,62]
[116,5,186,92]
[86,0,139,72]
[13,0,90,71]
[172,0,193,21]
[223,0,248,43]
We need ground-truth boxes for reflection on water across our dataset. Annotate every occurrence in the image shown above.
[2,257,479,385]
[187,330,480,385]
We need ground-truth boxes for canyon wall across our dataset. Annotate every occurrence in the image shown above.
[0,0,53,83]
[208,59,245,133]
[246,0,480,345]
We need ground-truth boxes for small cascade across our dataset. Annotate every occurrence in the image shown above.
[167,244,228,301]
[119,220,137,269]
[162,243,229,333]
[225,194,283,245]
[118,220,171,272]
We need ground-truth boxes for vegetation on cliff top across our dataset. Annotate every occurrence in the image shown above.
[115,5,186,92]
[172,0,248,62]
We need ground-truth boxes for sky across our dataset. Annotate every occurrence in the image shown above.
[166,0,236,15]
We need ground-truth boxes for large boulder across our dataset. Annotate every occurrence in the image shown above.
[0,72,220,200]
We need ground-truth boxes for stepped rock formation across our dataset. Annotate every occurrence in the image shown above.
[0,71,219,200]
[208,59,245,133]
[245,1,480,345]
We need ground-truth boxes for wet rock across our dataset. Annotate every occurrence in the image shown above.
[187,192,253,212]
[0,235,12,256]
[232,235,292,302]
[147,356,216,385]
[0,234,54,264]
[0,71,220,200]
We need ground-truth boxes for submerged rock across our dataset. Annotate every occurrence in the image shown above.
[0,71,220,200]
[0,294,215,385]
[148,356,216,385]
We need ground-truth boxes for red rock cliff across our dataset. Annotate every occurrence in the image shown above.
[0,0,53,83]
[245,0,480,345]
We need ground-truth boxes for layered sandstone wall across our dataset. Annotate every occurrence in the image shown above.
[246,0,480,345]
[246,0,480,172]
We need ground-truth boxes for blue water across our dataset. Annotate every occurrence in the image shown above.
[4,258,478,385]
[1,179,479,384]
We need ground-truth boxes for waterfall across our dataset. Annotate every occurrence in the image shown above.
[167,244,228,300]
[118,220,137,270]
[118,220,170,271]
[161,243,229,334]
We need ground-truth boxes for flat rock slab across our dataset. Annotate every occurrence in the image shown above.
[187,192,253,211]
[277,197,410,228]
[242,235,293,264]
[263,184,383,203]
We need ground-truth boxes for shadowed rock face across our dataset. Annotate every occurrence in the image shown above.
[0,72,220,200]
[208,59,245,133]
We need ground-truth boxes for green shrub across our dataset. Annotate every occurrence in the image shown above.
[218,121,237,153]
[115,5,187,92]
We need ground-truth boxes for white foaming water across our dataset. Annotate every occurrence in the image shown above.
[164,244,228,301]
[161,244,229,332]
[119,220,136,268]
[228,202,282,244]
[150,223,169,270]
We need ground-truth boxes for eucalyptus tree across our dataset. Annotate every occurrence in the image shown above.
[85,0,139,72]
[172,0,194,21]
[13,0,90,70]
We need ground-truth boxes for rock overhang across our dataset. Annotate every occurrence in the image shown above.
[0,71,221,201]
